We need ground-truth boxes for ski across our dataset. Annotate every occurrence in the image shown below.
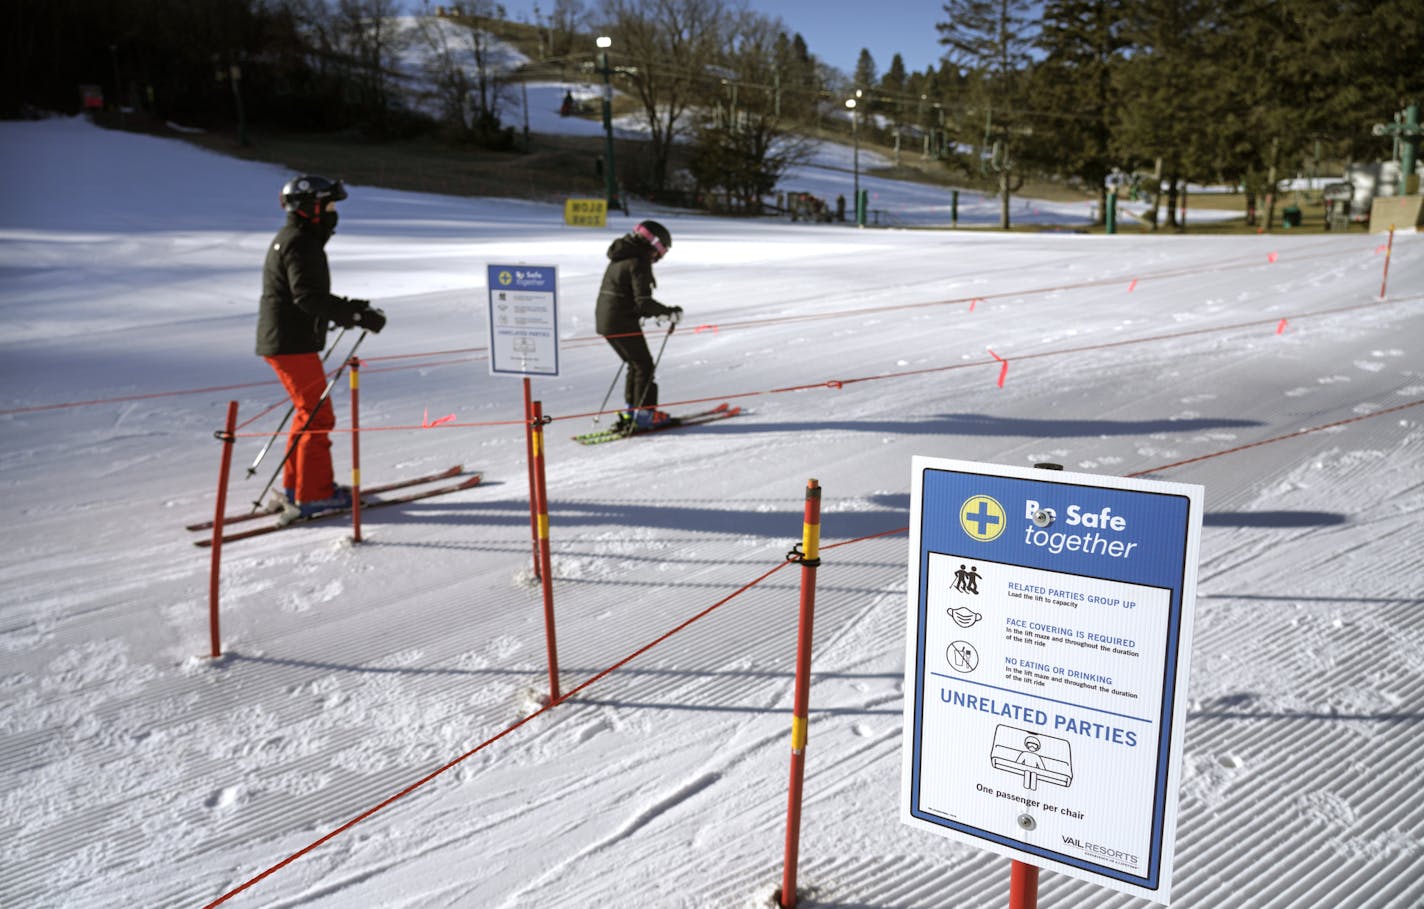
[186,465,464,531]
[193,473,482,546]
[573,403,741,445]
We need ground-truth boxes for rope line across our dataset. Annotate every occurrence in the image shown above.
[6,239,1413,417]
[222,293,1418,439]
[200,389,1417,906]
[201,559,791,908]
[804,396,1424,542]
[1124,397,1424,477]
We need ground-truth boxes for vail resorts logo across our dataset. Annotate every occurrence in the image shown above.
[959,495,1007,542]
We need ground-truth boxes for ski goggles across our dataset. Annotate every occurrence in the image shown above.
[633,224,669,261]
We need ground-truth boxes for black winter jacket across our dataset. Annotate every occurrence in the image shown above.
[595,235,676,336]
[256,216,361,356]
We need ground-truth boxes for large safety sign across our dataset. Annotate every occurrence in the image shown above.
[901,457,1203,904]
[487,264,560,377]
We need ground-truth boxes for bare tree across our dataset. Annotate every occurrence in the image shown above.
[539,0,587,59]
[689,8,815,212]
[598,0,735,192]
[414,1,514,134]
[330,0,408,128]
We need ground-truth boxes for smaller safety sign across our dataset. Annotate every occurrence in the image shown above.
[487,264,559,377]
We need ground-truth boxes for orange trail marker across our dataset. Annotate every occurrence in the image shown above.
[1267,251,1278,263]
[422,407,455,428]
[988,349,1009,388]
[1127,279,1138,292]
[1276,319,1288,335]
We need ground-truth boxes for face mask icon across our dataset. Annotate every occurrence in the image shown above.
[950,606,982,628]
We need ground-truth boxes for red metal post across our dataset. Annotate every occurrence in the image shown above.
[208,400,239,659]
[524,377,541,580]
[779,479,822,909]
[349,357,363,543]
[1380,224,1395,300]
[1009,860,1039,909]
[531,400,560,700]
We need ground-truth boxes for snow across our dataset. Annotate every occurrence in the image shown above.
[2,114,1422,909]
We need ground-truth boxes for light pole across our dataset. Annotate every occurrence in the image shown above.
[109,44,125,127]
[597,36,619,212]
[846,93,862,226]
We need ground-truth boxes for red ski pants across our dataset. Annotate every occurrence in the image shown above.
[264,352,336,503]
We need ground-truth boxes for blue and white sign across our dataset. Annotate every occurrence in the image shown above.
[901,457,1203,904]
[487,264,560,377]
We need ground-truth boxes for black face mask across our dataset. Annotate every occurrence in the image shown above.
[319,209,339,232]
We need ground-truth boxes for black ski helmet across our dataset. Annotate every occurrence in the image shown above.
[280,174,347,219]
[633,219,672,260]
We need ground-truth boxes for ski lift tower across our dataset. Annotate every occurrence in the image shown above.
[1373,103,1420,194]
[1368,102,1423,231]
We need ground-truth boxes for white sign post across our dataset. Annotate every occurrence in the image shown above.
[487,264,559,377]
[901,458,1203,904]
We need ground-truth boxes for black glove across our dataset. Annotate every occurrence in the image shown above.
[666,305,683,325]
[354,306,386,334]
[332,298,385,333]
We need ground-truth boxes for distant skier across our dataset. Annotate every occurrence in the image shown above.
[257,174,386,519]
[595,220,682,430]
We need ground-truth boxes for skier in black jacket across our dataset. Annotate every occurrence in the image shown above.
[257,174,386,518]
[595,220,682,429]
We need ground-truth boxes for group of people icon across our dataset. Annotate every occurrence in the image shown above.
[953,564,983,595]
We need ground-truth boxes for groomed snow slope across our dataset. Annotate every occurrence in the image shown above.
[1,117,1421,909]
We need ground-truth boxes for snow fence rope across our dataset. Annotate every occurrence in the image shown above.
[10,238,1414,417]
[201,557,795,908]
[1123,396,1424,478]
[200,395,1421,905]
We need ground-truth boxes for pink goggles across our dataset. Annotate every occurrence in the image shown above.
[633,224,668,261]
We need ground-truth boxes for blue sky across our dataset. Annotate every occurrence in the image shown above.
[492,1,949,78]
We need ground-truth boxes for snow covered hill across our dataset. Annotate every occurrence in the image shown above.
[1,116,1421,909]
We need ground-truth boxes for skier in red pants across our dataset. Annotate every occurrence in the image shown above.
[257,174,386,519]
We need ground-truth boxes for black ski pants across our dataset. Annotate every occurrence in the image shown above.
[604,332,657,409]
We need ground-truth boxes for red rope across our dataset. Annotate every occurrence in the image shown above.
[202,559,791,908]
[224,294,1419,440]
[201,388,1417,905]
[1126,397,1424,477]
[10,240,1412,417]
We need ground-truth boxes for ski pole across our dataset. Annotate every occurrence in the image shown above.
[592,361,625,426]
[245,328,349,477]
[251,331,368,512]
[631,321,676,413]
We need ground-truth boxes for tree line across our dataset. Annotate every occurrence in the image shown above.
[4,0,1419,226]
[923,0,1423,227]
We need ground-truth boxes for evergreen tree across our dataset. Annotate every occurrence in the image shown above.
[1114,0,1224,228]
[1028,0,1130,224]
[937,0,1040,228]
[854,48,878,91]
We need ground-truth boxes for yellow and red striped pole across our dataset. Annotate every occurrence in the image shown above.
[524,377,541,580]
[208,400,239,659]
[531,401,560,701]
[349,357,363,543]
[779,478,821,908]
